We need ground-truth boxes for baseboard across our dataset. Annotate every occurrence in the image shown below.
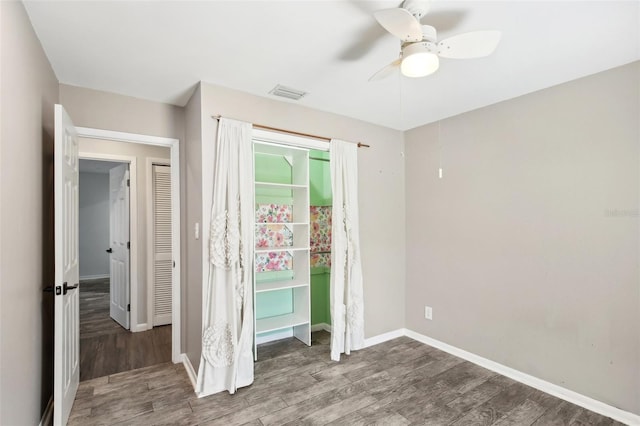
[39,396,53,426]
[363,328,405,348]
[404,329,640,426]
[311,323,332,333]
[256,329,293,345]
[180,353,198,391]
[130,322,149,333]
[79,274,109,281]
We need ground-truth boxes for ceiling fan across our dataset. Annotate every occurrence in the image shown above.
[370,0,501,81]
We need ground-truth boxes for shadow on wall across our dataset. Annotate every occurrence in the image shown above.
[40,118,55,415]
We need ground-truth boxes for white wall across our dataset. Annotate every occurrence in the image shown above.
[79,171,110,279]
[78,138,170,326]
[0,1,59,424]
[405,61,640,415]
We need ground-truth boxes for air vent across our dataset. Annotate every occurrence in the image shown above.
[269,84,307,101]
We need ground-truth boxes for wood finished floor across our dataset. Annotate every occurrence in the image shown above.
[80,277,172,381]
[69,330,624,426]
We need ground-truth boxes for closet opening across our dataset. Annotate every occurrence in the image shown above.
[199,118,364,395]
[252,139,332,360]
[308,150,332,334]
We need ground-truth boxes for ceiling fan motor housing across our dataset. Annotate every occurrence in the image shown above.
[403,41,436,58]
[421,25,437,42]
[402,0,431,19]
[401,25,437,52]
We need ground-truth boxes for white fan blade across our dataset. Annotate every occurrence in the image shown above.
[437,30,502,59]
[369,59,401,82]
[374,8,423,42]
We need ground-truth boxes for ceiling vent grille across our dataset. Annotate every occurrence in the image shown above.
[269,84,307,101]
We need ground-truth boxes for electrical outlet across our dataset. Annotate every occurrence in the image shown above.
[424,306,433,320]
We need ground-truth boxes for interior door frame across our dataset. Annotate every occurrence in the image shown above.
[76,127,182,363]
[79,153,136,331]
[146,157,171,328]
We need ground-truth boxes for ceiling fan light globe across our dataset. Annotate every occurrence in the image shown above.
[401,51,439,77]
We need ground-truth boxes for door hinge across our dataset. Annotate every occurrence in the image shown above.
[127,241,130,249]
[127,303,130,312]
[173,260,175,268]
[127,179,130,187]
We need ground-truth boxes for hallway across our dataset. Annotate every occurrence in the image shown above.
[79,277,172,381]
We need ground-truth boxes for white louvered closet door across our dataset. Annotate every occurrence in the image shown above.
[152,164,172,326]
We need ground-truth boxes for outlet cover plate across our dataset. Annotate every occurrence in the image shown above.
[425,306,433,320]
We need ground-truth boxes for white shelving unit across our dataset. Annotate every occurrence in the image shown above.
[253,141,311,360]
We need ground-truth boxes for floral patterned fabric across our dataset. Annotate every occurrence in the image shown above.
[255,204,292,223]
[310,206,332,253]
[255,252,292,272]
[255,224,293,248]
[310,206,332,268]
[253,204,332,272]
[255,204,295,272]
[311,252,331,269]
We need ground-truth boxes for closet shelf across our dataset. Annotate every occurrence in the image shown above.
[256,313,309,334]
[255,181,308,190]
[255,245,309,254]
[253,139,311,358]
[255,279,309,293]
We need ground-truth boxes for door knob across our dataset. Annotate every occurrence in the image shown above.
[106,248,113,253]
[63,282,78,295]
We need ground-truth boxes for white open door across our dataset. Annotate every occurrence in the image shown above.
[152,164,172,326]
[54,104,80,426]
[108,164,130,329]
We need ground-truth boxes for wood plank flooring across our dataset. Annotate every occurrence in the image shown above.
[80,278,172,381]
[69,331,625,425]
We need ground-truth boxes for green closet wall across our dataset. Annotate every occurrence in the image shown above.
[254,148,331,327]
[309,149,331,326]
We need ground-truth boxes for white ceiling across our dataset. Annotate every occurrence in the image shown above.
[24,1,640,131]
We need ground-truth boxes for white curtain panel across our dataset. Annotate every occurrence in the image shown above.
[196,118,255,396]
[329,139,365,361]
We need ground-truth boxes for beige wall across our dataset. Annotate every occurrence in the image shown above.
[183,85,203,367]
[182,81,406,367]
[59,84,184,141]
[78,138,170,326]
[0,1,59,424]
[405,61,640,415]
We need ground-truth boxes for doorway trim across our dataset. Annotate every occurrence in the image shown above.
[76,127,182,363]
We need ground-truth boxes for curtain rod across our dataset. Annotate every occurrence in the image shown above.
[212,115,370,148]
